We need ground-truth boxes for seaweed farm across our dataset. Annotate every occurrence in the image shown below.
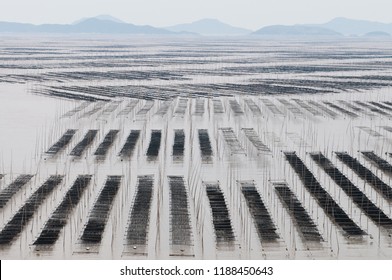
[2,37,392,259]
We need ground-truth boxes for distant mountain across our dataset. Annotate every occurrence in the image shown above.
[252,25,341,36]
[363,31,391,37]
[72,15,126,25]
[0,21,35,33]
[3,16,392,37]
[70,18,173,34]
[166,18,251,35]
[318,17,392,36]
[252,18,392,37]
[0,17,175,34]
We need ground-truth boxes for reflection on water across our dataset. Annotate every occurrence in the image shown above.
[1,37,392,259]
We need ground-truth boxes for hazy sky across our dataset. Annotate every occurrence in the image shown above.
[1,0,392,30]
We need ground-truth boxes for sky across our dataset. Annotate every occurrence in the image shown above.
[1,0,392,30]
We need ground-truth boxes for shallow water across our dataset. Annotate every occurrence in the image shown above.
[1,37,392,259]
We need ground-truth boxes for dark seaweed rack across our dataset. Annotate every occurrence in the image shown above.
[284,152,365,236]
[339,100,373,116]
[292,99,322,116]
[274,182,323,242]
[357,126,382,137]
[62,101,90,118]
[368,101,392,112]
[172,129,185,157]
[261,99,283,115]
[228,99,244,115]
[0,174,34,209]
[100,101,121,117]
[118,130,141,158]
[70,130,98,157]
[278,99,302,117]
[244,98,261,116]
[46,129,77,155]
[174,98,188,116]
[361,151,392,173]
[212,99,224,114]
[307,101,338,118]
[354,101,391,117]
[0,175,63,244]
[205,182,235,245]
[193,98,205,116]
[80,176,121,243]
[155,101,172,116]
[126,175,154,245]
[242,128,271,153]
[146,130,162,159]
[94,130,119,157]
[335,152,392,200]
[198,129,213,161]
[80,101,106,118]
[136,100,154,116]
[381,126,392,133]
[323,102,358,118]
[33,175,92,245]
[219,127,246,155]
[311,153,392,228]
[117,100,138,116]
[168,176,192,246]
[42,89,105,102]
[240,181,279,242]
